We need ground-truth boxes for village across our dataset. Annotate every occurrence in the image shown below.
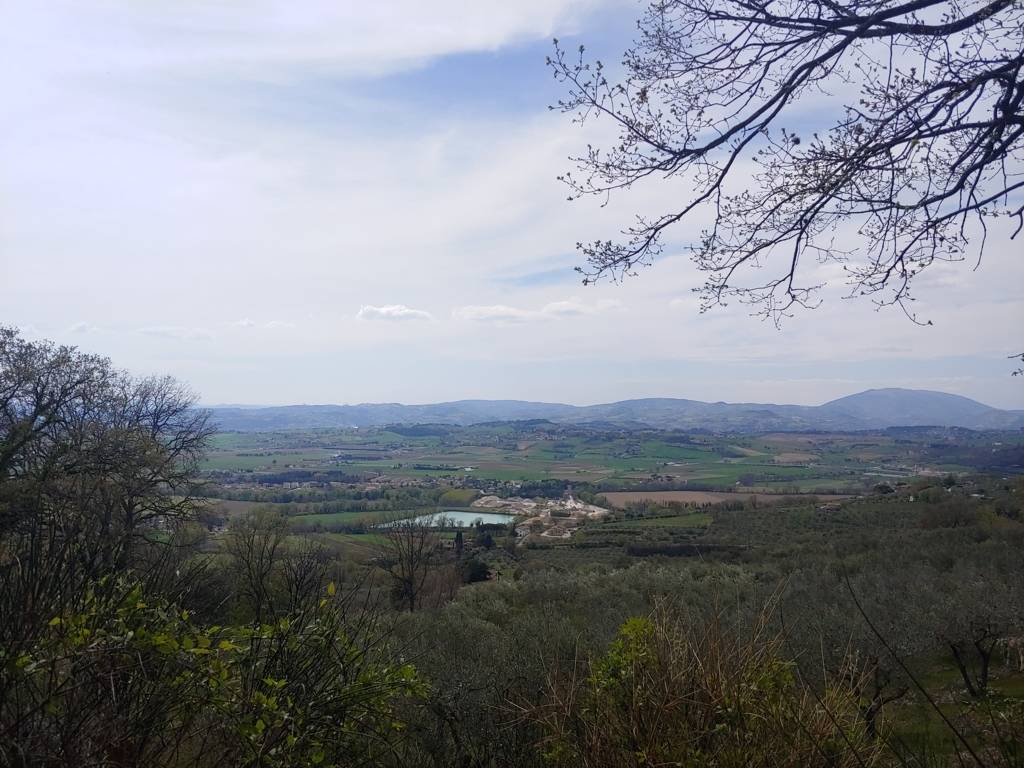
[469,494,611,540]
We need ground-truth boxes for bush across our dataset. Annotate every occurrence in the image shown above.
[524,606,878,768]
[459,557,490,584]
[1,578,421,767]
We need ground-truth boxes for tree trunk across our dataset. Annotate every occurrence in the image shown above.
[950,641,982,698]
[974,638,994,695]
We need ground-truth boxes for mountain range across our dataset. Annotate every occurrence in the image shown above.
[207,388,1024,433]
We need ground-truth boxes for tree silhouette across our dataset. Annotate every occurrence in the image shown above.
[551,0,1024,325]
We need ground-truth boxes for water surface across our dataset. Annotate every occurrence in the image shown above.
[404,510,519,527]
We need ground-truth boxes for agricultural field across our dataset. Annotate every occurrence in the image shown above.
[196,422,1023,556]
[201,422,1020,491]
[600,490,850,507]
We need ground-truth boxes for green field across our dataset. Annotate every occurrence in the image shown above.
[196,424,953,491]
[201,448,339,471]
[289,510,394,528]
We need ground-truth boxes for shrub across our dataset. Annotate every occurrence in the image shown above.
[523,606,878,768]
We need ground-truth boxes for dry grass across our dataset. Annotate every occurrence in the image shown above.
[774,451,820,463]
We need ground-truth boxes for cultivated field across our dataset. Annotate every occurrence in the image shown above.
[601,490,851,507]
[199,425,950,491]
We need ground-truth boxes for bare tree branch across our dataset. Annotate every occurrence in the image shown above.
[550,0,1024,325]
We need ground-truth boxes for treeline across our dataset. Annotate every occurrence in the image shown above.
[920,442,1024,471]
[208,468,369,485]
[205,485,448,509]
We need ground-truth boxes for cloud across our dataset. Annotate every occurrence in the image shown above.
[453,304,533,323]
[137,326,213,340]
[233,318,294,330]
[668,296,699,311]
[541,298,620,317]
[357,304,432,322]
[4,1,1023,410]
[68,321,98,334]
[455,297,619,323]
[494,263,580,288]
[3,1,612,83]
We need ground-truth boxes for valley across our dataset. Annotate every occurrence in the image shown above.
[196,418,1024,553]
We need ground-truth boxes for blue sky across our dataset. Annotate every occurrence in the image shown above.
[2,1,1022,409]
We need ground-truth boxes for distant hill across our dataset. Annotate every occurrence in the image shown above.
[207,388,1024,432]
[819,388,1019,429]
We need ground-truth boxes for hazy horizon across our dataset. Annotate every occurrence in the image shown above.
[4,1,1023,409]
[199,386,1017,412]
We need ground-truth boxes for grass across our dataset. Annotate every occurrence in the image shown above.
[316,532,388,562]
[289,510,394,528]
[201,449,337,471]
[321,532,388,547]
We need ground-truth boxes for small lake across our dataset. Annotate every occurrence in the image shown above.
[402,510,519,527]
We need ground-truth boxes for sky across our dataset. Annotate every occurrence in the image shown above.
[2,1,1023,409]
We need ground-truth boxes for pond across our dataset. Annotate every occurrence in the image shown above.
[398,510,519,528]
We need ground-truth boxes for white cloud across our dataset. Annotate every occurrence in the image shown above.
[668,297,699,311]
[233,318,294,330]
[455,297,620,322]
[68,321,98,334]
[1,1,612,83]
[453,304,533,323]
[357,304,433,322]
[137,326,213,341]
[541,297,620,317]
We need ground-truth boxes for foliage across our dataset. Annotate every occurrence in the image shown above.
[458,557,490,584]
[524,607,879,767]
[1,578,421,767]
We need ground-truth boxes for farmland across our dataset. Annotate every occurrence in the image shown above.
[194,421,1024,558]
[600,490,850,507]
[200,421,1016,493]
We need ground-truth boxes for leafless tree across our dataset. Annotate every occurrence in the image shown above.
[551,1,1024,324]
[379,516,442,612]
[1011,351,1024,375]
[279,535,333,614]
[225,508,288,623]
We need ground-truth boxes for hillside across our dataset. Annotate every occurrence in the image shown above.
[819,388,1019,429]
[208,388,1024,432]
